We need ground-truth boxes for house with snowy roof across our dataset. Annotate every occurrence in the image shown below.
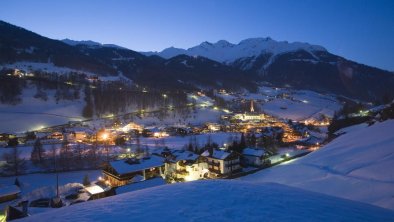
[241,148,270,167]
[164,150,208,182]
[84,184,115,200]
[64,127,93,142]
[201,149,241,178]
[102,155,165,187]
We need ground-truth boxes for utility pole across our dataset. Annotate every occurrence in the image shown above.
[54,149,59,198]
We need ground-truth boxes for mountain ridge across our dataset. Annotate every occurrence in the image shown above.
[61,38,127,50]
[1,20,393,102]
[141,37,327,63]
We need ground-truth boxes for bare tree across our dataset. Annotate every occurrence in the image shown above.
[2,146,26,176]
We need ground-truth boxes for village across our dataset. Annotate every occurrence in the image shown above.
[0,86,335,220]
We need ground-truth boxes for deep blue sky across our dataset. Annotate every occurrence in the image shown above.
[0,0,393,71]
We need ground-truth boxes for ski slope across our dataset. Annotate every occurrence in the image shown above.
[243,119,394,210]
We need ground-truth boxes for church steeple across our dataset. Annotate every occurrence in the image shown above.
[250,100,255,113]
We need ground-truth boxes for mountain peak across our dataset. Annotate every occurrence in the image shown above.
[215,40,234,47]
[239,37,273,45]
[144,37,326,63]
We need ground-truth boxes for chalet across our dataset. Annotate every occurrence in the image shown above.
[121,122,143,133]
[241,148,269,167]
[152,147,173,158]
[84,184,114,200]
[0,185,20,203]
[164,150,208,182]
[296,135,321,146]
[102,155,165,187]
[201,149,241,178]
[142,127,166,137]
[64,127,93,142]
[0,133,16,143]
[174,127,193,136]
[205,122,221,132]
[47,132,64,140]
[4,205,28,221]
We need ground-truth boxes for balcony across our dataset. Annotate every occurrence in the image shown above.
[210,161,220,167]
[208,168,221,175]
[175,169,188,176]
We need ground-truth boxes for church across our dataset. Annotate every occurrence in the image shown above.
[232,100,265,122]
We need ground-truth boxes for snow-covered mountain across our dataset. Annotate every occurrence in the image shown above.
[61,38,126,49]
[142,37,326,63]
[1,20,394,102]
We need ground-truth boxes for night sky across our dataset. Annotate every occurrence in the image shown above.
[0,0,393,71]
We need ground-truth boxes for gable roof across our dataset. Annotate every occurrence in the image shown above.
[201,149,233,160]
[109,155,165,175]
[169,150,199,162]
[243,148,266,157]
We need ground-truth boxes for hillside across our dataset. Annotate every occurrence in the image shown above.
[18,119,394,221]
[243,119,394,210]
[19,180,394,222]
[1,20,393,101]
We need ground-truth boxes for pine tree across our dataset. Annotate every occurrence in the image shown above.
[82,84,93,118]
[82,101,93,118]
[238,133,246,152]
[187,141,194,153]
[14,178,21,187]
[144,146,150,157]
[31,138,45,165]
[59,140,72,170]
[82,174,90,186]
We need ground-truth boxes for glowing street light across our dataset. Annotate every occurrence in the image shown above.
[101,132,109,141]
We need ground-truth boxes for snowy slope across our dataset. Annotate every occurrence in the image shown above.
[0,83,84,132]
[19,180,394,222]
[143,38,326,63]
[262,90,341,121]
[243,120,394,210]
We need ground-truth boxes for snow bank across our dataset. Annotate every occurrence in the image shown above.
[19,180,394,222]
[243,120,394,210]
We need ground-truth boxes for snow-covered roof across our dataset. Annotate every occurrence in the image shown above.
[171,150,199,162]
[0,185,20,197]
[84,185,105,195]
[201,149,231,160]
[115,178,166,195]
[109,155,165,175]
[297,136,321,145]
[151,147,171,156]
[242,148,265,157]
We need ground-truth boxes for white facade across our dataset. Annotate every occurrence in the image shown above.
[233,113,264,122]
[242,155,264,167]
[165,160,208,182]
[205,156,241,176]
